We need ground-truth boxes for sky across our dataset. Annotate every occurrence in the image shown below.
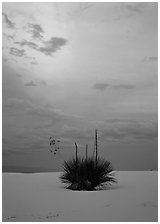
[2,2,158,171]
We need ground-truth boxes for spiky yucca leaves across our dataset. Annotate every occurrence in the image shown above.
[60,157,116,191]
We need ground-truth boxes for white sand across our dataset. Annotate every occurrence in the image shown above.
[2,171,158,222]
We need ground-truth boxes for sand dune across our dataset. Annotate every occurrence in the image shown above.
[2,171,158,222]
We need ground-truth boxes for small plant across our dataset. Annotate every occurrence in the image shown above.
[60,156,116,191]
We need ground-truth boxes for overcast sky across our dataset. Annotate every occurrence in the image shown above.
[2,2,158,171]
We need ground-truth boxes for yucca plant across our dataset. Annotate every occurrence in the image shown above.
[60,156,116,191]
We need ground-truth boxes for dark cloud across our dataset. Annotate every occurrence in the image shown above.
[3,97,89,156]
[125,4,143,14]
[149,56,158,61]
[61,127,92,142]
[3,33,15,40]
[38,37,68,56]
[24,80,47,87]
[141,56,158,62]
[113,84,134,90]
[3,98,32,110]
[39,80,46,85]
[25,56,36,60]
[25,56,37,64]
[16,74,22,78]
[105,118,133,123]
[10,48,25,57]
[3,98,69,140]
[76,3,93,13]
[93,83,110,91]
[67,2,94,26]
[15,40,38,50]
[117,3,148,20]
[100,119,158,142]
[24,81,37,87]
[93,83,134,91]
[2,57,8,63]
[27,23,44,39]
[30,61,38,65]
[2,12,15,28]
[14,37,67,56]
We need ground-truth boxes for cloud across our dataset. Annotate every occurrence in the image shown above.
[141,56,158,62]
[93,83,110,91]
[25,56,36,60]
[14,37,67,56]
[25,56,38,64]
[26,23,44,39]
[15,40,38,50]
[38,37,68,56]
[3,33,15,40]
[61,126,92,142]
[125,4,143,14]
[113,84,134,90]
[24,81,37,87]
[2,57,8,63]
[3,98,33,110]
[3,98,64,123]
[10,48,25,57]
[93,83,134,91]
[16,74,22,78]
[74,3,93,14]
[2,12,15,28]
[149,56,158,61]
[30,61,38,65]
[39,80,46,85]
[117,3,148,20]
[100,119,158,142]
[3,98,89,147]
[3,97,69,140]
[24,80,47,87]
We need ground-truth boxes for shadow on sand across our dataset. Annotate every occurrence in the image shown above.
[96,183,125,191]
[56,182,125,191]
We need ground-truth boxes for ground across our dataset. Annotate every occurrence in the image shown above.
[2,171,158,222]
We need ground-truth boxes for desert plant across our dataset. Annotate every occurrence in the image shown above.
[60,156,116,191]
